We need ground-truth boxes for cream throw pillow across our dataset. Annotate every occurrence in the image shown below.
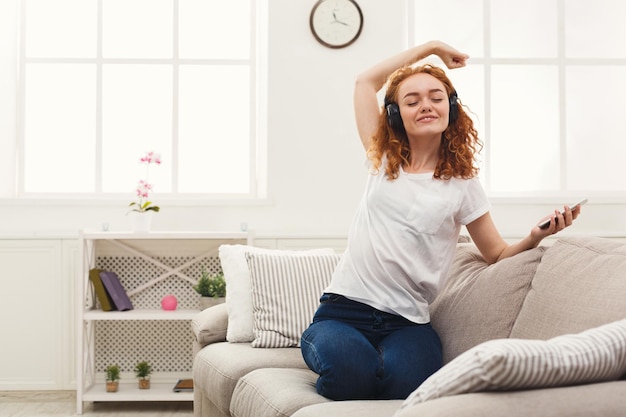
[219,245,335,343]
[398,318,626,410]
[431,245,545,363]
[246,252,342,348]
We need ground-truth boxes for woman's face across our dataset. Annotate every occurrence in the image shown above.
[396,73,450,138]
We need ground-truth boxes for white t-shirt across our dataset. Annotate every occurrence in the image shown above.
[326,162,490,323]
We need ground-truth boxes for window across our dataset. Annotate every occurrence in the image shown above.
[19,0,265,199]
[410,0,626,198]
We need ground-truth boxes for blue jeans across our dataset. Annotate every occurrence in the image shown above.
[300,293,442,400]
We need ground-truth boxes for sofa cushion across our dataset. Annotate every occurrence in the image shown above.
[393,381,626,417]
[230,368,329,417]
[191,302,228,345]
[219,245,335,343]
[247,252,342,348]
[398,318,626,408]
[192,342,307,416]
[511,237,626,339]
[292,400,402,417]
[430,244,545,363]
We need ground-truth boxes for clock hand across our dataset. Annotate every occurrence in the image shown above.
[331,9,349,25]
[331,10,349,26]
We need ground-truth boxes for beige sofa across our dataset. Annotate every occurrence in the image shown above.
[191,237,626,417]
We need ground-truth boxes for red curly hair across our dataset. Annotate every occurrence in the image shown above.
[367,64,482,180]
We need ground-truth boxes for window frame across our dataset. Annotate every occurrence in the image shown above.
[407,0,626,205]
[16,0,267,203]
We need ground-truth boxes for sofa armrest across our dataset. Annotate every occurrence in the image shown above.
[191,303,228,349]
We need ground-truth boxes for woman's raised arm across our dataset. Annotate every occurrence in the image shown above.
[353,41,469,149]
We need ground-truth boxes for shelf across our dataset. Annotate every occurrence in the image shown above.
[77,231,249,413]
[81,230,249,240]
[83,382,193,402]
[84,309,200,321]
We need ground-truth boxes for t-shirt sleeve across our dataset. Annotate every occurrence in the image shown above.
[457,177,490,225]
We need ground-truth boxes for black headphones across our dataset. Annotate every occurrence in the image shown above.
[385,90,459,131]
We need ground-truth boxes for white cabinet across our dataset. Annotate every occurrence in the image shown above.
[0,239,68,389]
[76,231,250,414]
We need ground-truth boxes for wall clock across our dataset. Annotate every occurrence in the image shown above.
[310,0,363,49]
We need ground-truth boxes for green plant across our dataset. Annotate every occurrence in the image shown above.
[193,269,226,298]
[134,361,152,379]
[106,365,120,382]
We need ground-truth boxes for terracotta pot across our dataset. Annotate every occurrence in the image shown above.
[106,381,119,392]
[138,377,150,389]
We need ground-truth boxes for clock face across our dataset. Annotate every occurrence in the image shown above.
[310,0,363,49]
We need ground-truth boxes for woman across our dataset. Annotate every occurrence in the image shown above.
[300,40,581,401]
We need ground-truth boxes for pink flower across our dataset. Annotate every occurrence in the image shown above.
[136,180,152,198]
[140,151,162,165]
[129,151,162,213]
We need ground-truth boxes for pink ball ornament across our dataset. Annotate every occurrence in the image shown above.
[161,295,178,311]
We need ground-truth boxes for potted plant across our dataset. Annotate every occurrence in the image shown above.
[128,151,162,232]
[134,360,152,389]
[193,269,226,310]
[105,365,120,392]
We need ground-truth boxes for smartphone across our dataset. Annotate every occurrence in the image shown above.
[538,198,588,230]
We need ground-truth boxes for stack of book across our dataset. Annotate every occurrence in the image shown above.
[173,378,193,392]
[89,269,133,311]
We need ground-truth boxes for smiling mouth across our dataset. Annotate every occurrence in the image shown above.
[417,116,438,122]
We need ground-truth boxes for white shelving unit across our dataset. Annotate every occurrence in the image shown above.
[76,231,251,414]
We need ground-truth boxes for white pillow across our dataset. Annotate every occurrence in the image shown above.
[398,318,626,411]
[246,251,342,348]
[219,245,335,343]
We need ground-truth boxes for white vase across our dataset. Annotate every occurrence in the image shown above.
[130,211,153,232]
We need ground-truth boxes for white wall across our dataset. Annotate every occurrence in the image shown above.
[0,0,17,198]
[0,0,623,239]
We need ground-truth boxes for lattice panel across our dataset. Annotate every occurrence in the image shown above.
[95,321,194,373]
[93,254,222,373]
[95,255,222,310]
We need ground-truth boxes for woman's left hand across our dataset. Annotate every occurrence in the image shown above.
[533,204,582,236]
[431,41,470,69]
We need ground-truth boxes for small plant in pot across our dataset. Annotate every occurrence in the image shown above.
[134,360,152,389]
[105,365,120,392]
[193,269,226,310]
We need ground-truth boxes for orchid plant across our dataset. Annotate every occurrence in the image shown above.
[129,151,162,213]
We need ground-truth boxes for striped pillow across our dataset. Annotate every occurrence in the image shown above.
[399,318,626,409]
[246,252,342,348]
[219,245,335,343]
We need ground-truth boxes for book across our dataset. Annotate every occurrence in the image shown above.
[99,271,134,311]
[173,378,193,392]
[88,268,114,311]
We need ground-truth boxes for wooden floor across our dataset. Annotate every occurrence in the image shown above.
[0,391,194,416]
